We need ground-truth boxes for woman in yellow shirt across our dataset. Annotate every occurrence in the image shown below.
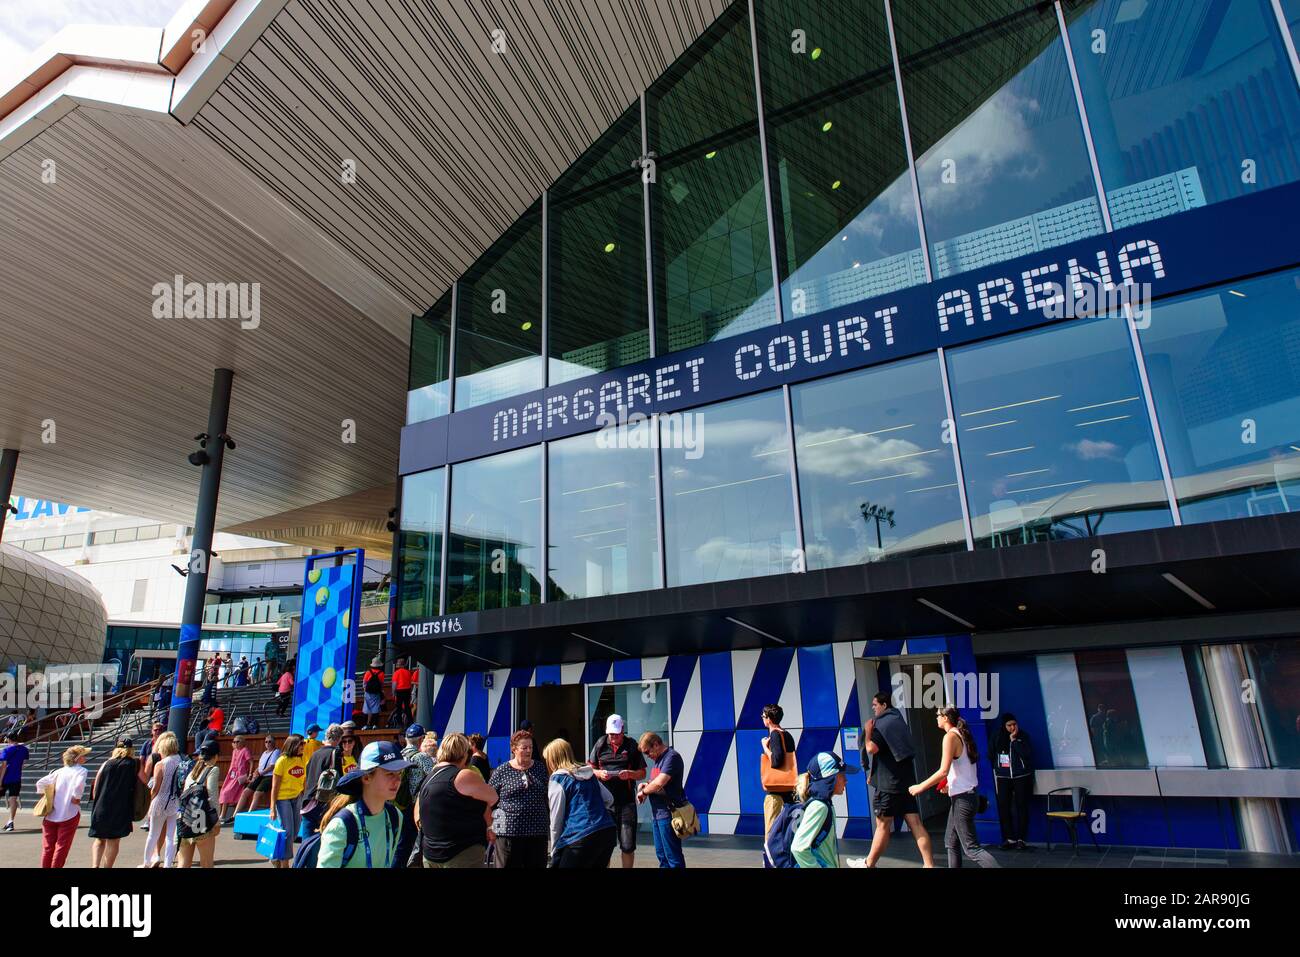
[339,733,359,775]
[268,733,307,868]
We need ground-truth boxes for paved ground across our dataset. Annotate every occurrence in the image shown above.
[1,811,1295,868]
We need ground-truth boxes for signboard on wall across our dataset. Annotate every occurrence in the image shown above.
[400,180,1300,474]
[290,550,364,735]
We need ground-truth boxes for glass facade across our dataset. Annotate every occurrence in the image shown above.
[407,0,1300,385]
[446,446,542,612]
[755,0,925,317]
[893,0,1103,277]
[454,201,544,411]
[548,105,649,385]
[398,466,445,621]
[647,2,777,352]
[408,292,451,424]
[394,1,1300,620]
[1064,0,1300,229]
[947,314,1172,546]
[1138,268,1300,524]
[661,391,797,587]
[546,423,660,600]
[791,354,964,567]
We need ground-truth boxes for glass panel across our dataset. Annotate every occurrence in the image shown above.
[1183,645,1227,768]
[91,530,112,545]
[1036,652,1095,767]
[1125,646,1206,767]
[1137,268,1300,524]
[398,467,445,622]
[756,0,925,319]
[446,446,542,611]
[547,422,660,601]
[1241,638,1300,768]
[408,290,452,423]
[1075,649,1149,768]
[136,525,159,541]
[586,680,671,755]
[893,0,1103,277]
[791,354,964,567]
[947,315,1172,547]
[647,2,777,353]
[548,103,649,385]
[1064,0,1300,229]
[661,391,797,587]
[454,201,544,411]
[114,527,138,543]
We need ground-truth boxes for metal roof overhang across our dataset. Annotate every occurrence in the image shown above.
[393,513,1300,673]
[0,1,729,551]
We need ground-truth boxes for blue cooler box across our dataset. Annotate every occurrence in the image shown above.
[232,809,270,840]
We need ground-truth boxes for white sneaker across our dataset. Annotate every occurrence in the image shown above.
[845,857,869,868]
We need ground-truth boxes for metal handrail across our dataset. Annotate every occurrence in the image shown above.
[26,677,164,770]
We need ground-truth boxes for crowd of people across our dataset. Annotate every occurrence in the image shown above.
[10,679,1031,870]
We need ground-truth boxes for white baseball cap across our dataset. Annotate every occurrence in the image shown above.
[606,714,624,734]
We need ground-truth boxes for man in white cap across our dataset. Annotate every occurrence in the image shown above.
[587,714,646,868]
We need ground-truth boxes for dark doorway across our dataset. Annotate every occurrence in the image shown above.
[517,684,585,759]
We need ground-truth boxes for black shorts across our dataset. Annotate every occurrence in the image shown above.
[872,788,918,820]
[1,782,20,798]
[613,801,638,853]
[252,776,273,793]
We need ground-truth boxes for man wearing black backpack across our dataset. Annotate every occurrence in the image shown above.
[361,658,386,730]
[301,724,344,833]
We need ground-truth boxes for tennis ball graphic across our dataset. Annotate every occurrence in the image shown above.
[315,586,329,607]
[307,569,321,584]
[322,667,337,689]
[340,609,350,631]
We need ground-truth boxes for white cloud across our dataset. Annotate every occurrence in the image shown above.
[794,425,936,482]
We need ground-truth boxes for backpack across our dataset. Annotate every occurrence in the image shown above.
[364,670,384,695]
[176,765,218,839]
[392,755,422,812]
[171,754,195,803]
[764,797,833,868]
[293,804,400,868]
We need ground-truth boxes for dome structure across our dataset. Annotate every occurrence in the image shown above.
[0,543,108,670]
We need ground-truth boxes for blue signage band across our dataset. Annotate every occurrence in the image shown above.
[400,182,1300,474]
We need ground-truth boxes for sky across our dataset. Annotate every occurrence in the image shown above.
[0,0,185,68]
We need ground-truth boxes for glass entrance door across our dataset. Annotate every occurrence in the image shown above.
[856,654,953,823]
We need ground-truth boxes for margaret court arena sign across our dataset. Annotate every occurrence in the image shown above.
[399,182,1300,474]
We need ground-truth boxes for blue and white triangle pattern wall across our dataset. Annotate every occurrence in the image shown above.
[426,639,875,839]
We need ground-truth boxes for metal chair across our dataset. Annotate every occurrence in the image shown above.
[1045,785,1100,852]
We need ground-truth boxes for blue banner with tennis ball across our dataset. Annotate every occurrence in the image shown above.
[291,550,364,736]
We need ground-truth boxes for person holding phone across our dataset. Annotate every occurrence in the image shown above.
[587,714,646,868]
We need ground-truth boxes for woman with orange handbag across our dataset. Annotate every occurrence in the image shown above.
[760,703,797,838]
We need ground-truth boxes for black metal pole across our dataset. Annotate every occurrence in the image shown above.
[0,449,18,542]
[166,369,234,748]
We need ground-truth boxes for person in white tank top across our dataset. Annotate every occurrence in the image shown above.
[910,708,1000,869]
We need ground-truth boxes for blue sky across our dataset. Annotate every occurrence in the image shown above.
[0,0,185,67]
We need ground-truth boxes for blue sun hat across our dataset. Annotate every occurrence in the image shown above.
[805,751,859,802]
